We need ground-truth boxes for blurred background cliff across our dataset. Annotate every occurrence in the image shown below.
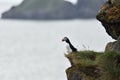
[1,0,106,19]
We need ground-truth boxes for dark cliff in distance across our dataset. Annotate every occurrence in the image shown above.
[2,0,106,20]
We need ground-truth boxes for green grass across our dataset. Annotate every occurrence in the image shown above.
[96,51,120,80]
[65,51,102,67]
[65,51,120,80]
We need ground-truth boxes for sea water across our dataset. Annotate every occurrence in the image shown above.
[0,19,113,80]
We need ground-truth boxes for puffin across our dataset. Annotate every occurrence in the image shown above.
[62,37,77,52]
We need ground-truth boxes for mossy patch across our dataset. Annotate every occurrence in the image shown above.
[65,51,99,67]
[96,51,120,80]
[66,51,120,80]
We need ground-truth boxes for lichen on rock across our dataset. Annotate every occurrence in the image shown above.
[96,0,120,40]
[96,0,120,52]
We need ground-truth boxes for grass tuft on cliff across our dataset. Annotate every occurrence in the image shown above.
[65,51,102,67]
[96,51,120,80]
[65,51,120,80]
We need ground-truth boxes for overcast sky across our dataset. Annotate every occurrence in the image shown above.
[0,0,23,3]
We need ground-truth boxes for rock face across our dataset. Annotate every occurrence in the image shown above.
[65,52,99,80]
[65,0,120,80]
[96,0,120,40]
[2,0,106,19]
[105,36,120,52]
[65,51,120,80]
[96,0,120,52]
[66,67,82,80]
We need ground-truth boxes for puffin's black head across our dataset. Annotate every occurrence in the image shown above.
[62,37,70,43]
